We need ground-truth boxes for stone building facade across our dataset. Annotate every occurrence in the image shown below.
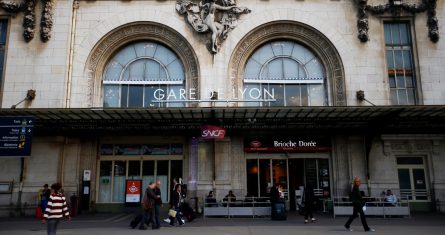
[0,0,444,215]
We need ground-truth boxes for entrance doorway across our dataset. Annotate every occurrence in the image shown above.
[397,156,429,201]
[288,158,330,210]
[246,156,331,211]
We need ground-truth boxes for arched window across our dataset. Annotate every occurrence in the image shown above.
[103,41,186,108]
[243,41,327,106]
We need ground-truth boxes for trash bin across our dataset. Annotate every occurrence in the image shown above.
[70,193,78,217]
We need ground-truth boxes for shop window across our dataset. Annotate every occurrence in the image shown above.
[384,22,417,105]
[259,159,271,197]
[128,161,141,179]
[142,160,155,196]
[98,161,112,203]
[0,20,7,93]
[157,160,169,203]
[243,40,327,107]
[246,159,259,197]
[248,157,330,210]
[103,41,186,108]
[112,161,126,202]
[98,159,182,203]
[100,143,183,156]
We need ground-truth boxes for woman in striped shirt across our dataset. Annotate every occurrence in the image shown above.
[42,183,71,235]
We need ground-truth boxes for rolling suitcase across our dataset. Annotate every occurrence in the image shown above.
[130,214,143,229]
[181,202,196,222]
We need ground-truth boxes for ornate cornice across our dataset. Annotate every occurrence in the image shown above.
[229,21,346,106]
[356,0,439,43]
[0,0,54,42]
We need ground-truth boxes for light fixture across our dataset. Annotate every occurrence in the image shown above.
[356,90,376,106]
[11,90,36,109]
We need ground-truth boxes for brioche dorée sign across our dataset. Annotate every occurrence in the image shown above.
[201,125,226,139]
[244,137,331,152]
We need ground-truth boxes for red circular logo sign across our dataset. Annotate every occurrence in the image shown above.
[250,141,262,148]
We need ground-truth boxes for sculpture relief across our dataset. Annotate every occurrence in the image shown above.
[0,0,55,42]
[176,0,251,54]
[355,0,439,43]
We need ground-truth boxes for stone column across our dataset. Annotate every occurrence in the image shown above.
[214,138,232,199]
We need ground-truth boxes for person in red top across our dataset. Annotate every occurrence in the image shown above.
[42,183,71,235]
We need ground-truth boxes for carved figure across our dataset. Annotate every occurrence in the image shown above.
[176,0,250,53]
[355,0,439,43]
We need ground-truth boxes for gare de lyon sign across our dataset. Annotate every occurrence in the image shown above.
[152,87,276,103]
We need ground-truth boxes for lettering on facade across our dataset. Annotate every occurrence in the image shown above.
[273,140,317,148]
[176,0,251,54]
[152,87,275,103]
[201,125,226,139]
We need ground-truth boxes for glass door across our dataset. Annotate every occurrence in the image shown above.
[397,156,429,201]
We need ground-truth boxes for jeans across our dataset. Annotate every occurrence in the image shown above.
[169,207,183,225]
[345,204,370,231]
[139,208,155,229]
[46,219,59,235]
[154,205,161,228]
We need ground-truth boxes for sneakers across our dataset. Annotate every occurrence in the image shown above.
[345,225,353,232]
[311,218,317,222]
[304,220,308,224]
[366,228,376,232]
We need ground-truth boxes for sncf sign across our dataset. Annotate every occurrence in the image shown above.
[201,125,226,139]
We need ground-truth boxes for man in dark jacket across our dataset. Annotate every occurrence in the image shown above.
[304,185,316,223]
[140,182,158,230]
[344,177,375,232]
[169,184,184,226]
[153,180,163,229]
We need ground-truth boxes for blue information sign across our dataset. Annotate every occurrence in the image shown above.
[0,117,34,157]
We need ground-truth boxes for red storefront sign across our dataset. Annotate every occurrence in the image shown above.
[125,180,142,203]
[201,125,226,139]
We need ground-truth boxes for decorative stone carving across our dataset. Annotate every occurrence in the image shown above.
[176,0,251,54]
[0,0,54,42]
[355,0,439,43]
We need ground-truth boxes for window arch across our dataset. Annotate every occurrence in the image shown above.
[229,21,346,106]
[103,42,186,108]
[243,40,326,106]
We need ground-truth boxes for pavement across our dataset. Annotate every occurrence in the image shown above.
[0,211,444,235]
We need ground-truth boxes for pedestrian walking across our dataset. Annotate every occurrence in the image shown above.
[303,185,317,223]
[169,184,184,226]
[140,182,158,230]
[42,183,70,235]
[153,180,163,229]
[344,177,375,232]
[38,184,51,218]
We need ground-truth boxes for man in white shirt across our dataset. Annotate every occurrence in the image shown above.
[384,189,397,206]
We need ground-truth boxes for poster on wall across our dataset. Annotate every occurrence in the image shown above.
[125,180,142,205]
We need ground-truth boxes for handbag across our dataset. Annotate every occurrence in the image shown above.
[168,209,177,217]
[141,194,154,210]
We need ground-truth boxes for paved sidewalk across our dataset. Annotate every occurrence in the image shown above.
[1,212,444,235]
